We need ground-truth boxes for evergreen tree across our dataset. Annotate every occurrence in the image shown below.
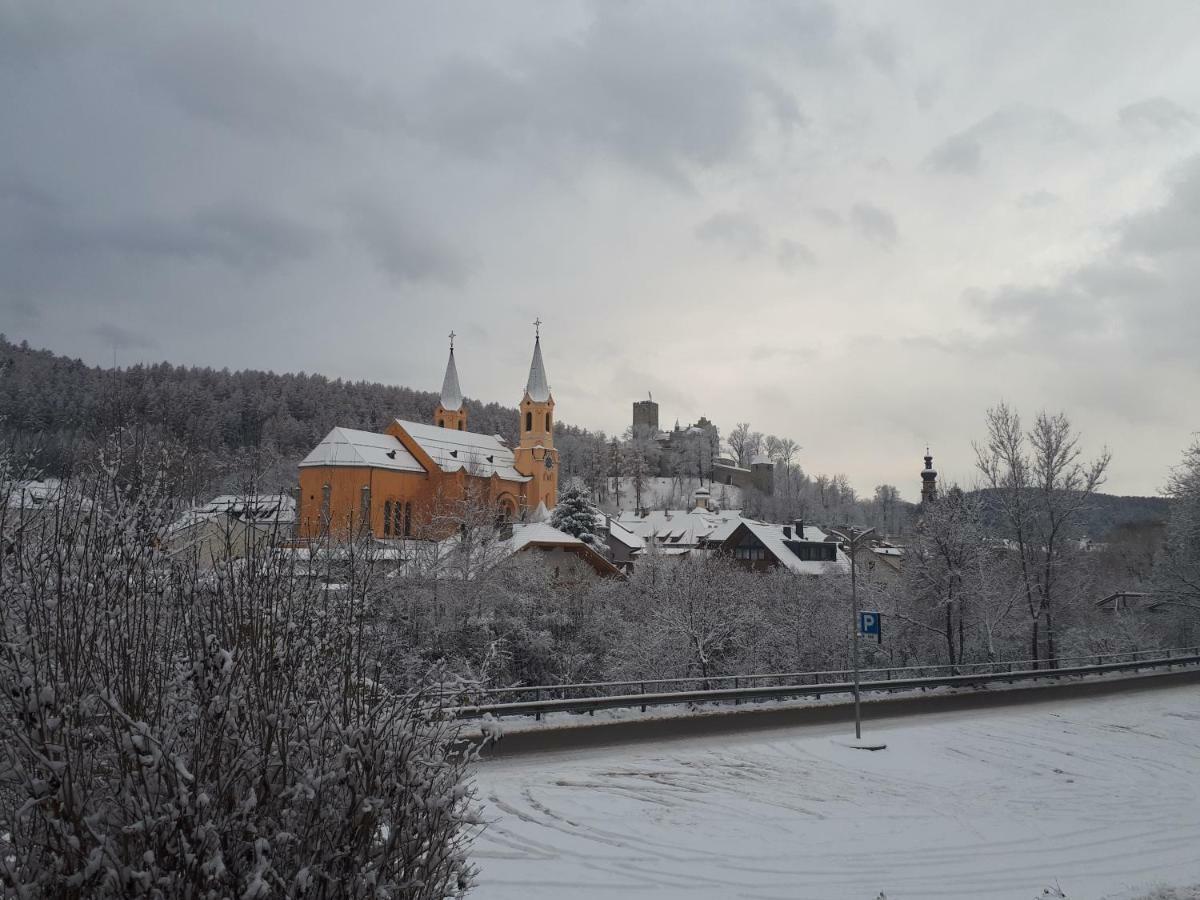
[550,478,603,545]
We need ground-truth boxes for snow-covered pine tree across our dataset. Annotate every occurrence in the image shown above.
[550,478,603,546]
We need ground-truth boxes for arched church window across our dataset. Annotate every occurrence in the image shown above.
[438,418,444,427]
[404,502,413,537]
[392,500,403,537]
[545,412,551,431]
[525,411,532,431]
[384,500,393,536]
[458,421,463,430]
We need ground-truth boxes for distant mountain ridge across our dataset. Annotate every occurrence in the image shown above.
[971,486,1170,539]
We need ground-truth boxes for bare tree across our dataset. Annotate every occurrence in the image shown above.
[1155,437,1200,615]
[727,422,752,466]
[974,403,1111,667]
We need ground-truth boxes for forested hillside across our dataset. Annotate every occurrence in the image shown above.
[0,335,606,497]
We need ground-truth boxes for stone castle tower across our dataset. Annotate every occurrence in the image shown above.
[433,333,466,431]
[514,325,559,512]
[920,448,938,504]
[632,396,659,432]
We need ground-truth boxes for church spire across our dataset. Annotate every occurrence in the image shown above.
[515,318,558,511]
[525,319,550,402]
[920,446,938,504]
[440,333,463,411]
[434,331,467,431]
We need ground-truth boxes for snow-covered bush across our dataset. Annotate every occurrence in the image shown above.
[0,454,480,898]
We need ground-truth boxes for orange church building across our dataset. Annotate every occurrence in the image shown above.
[297,331,559,540]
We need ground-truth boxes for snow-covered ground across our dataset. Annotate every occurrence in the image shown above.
[470,684,1200,899]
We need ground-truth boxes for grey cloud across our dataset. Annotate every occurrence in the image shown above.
[925,105,1084,175]
[1118,97,1199,134]
[860,26,898,72]
[147,29,405,141]
[695,211,767,257]
[409,5,811,185]
[344,201,467,286]
[925,133,982,175]
[850,203,898,247]
[90,322,156,351]
[101,208,319,271]
[777,239,816,269]
[811,207,844,227]
[1119,157,1200,255]
[970,154,1200,365]
[0,4,80,69]
[1,295,41,326]
[1017,189,1058,209]
[2,188,318,274]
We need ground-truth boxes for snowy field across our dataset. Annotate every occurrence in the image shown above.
[470,685,1200,900]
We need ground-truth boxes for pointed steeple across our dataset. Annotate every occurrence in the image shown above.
[434,331,467,431]
[525,321,550,402]
[440,344,463,411]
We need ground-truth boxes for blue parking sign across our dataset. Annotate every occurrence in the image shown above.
[859,611,881,639]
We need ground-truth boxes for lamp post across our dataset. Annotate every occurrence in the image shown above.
[831,526,875,741]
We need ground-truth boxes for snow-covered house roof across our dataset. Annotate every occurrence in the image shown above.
[617,507,744,547]
[505,523,623,577]
[393,420,531,482]
[606,517,646,551]
[719,521,850,575]
[299,427,424,472]
[6,478,66,509]
[171,494,296,534]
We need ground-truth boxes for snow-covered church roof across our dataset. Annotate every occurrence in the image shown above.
[394,419,530,482]
[300,427,424,472]
[525,336,551,402]
[439,347,463,411]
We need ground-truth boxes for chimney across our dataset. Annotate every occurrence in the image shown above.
[782,525,792,539]
[794,519,804,538]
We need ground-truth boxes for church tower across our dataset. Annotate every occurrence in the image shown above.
[920,448,938,504]
[514,322,559,511]
[434,332,466,431]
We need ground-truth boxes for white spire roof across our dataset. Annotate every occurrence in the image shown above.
[525,336,550,402]
[440,347,463,411]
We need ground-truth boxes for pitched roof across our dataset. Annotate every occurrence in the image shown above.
[394,419,530,482]
[724,521,850,575]
[507,523,622,577]
[439,347,463,411]
[299,427,424,473]
[525,336,550,402]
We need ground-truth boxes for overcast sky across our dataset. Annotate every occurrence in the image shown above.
[3,1,1199,500]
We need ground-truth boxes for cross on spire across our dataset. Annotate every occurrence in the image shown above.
[448,330,456,350]
[533,317,542,338]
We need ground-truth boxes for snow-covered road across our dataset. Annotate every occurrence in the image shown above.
[470,684,1200,899]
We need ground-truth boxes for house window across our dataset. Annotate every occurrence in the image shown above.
[735,546,767,561]
[360,486,371,533]
[384,500,393,536]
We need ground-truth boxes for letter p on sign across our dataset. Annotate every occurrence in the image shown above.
[859,611,881,639]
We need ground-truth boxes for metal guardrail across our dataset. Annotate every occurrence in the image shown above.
[448,647,1200,721]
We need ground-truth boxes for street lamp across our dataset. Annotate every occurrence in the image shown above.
[831,525,876,741]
